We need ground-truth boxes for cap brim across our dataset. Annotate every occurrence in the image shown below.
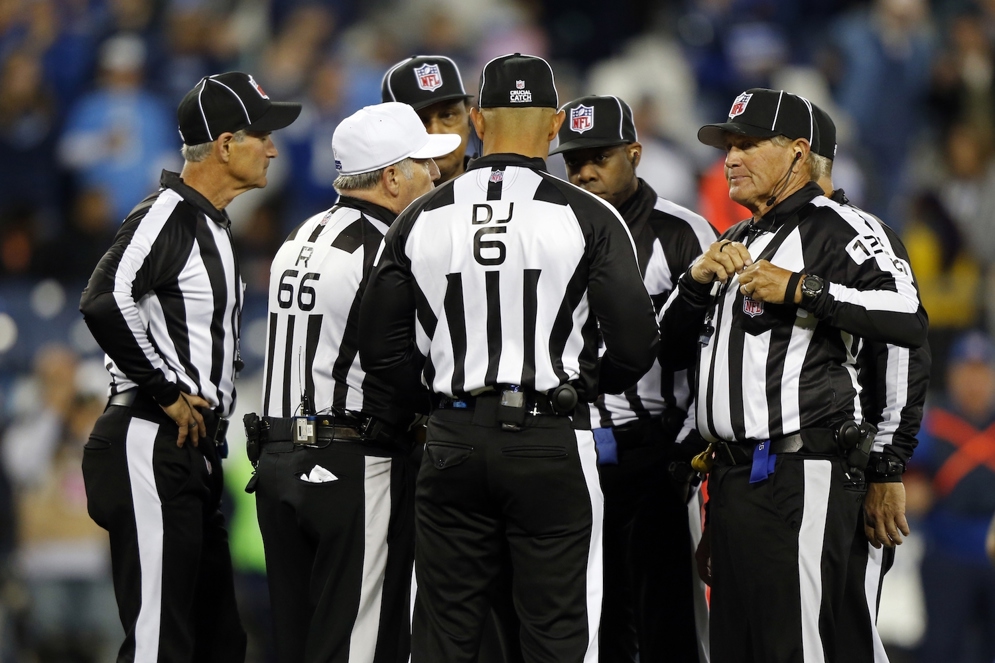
[697,122,778,149]
[408,93,473,112]
[410,133,462,160]
[549,136,629,156]
[245,101,303,134]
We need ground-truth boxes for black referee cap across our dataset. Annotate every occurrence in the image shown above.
[381,55,472,111]
[811,104,837,161]
[478,53,557,109]
[550,95,637,156]
[698,88,816,150]
[176,72,301,146]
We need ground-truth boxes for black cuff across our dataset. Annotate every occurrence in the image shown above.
[784,272,802,306]
[678,270,714,307]
[865,453,906,482]
[152,383,182,408]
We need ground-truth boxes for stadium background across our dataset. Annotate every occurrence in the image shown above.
[0,0,987,659]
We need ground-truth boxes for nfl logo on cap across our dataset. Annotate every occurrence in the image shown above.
[415,63,443,92]
[516,80,525,89]
[570,105,594,134]
[729,92,752,118]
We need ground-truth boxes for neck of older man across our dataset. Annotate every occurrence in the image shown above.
[472,107,564,160]
[750,163,811,221]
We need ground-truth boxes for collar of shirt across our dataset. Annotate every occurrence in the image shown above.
[830,188,849,205]
[465,153,548,173]
[615,178,657,226]
[336,196,398,226]
[159,170,231,228]
[753,180,823,234]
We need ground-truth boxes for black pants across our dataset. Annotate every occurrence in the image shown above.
[82,396,246,663]
[254,439,414,663]
[597,419,707,663]
[708,454,865,663]
[412,406,603,663]
[836,514,895,663]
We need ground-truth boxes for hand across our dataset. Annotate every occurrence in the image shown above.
[737,260,798,304]
[695,523,712,586]
[161,392,210,448]
[863,481,911,548]
[690,240,753,285]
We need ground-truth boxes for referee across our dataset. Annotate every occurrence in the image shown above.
[382,55,474,184]
[552,94,714,663]
[359,54,659,662]
[250,102,457,663]
[383,54,523,663]
[807,103,930,663]
[661,88,928,662]
[79,72,300,662]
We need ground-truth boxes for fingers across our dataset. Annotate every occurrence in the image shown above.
[696,241,752,284]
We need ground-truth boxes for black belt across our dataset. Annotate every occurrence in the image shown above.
[262,416,363,444]
[108,389,229,448]
[437,390,561,416]
[715,429,838,466]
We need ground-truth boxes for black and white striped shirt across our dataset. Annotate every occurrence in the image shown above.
[591,180,716,431]
[80,170,243,417]
[359,153,659,423]
[262,197,410,424]
[828,190,930,467]
[661,182,928,444]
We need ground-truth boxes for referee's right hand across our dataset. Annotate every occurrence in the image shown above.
[161,392,210,448]
[691,239,752,285]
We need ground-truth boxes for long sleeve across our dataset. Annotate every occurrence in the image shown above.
[80,196,192,406]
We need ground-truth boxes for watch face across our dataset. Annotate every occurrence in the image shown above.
[802,275,823,297]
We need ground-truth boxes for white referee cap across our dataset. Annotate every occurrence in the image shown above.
[332,102,461,176]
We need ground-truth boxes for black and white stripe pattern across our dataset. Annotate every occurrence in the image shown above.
[262,198,394,420]
[81,171,243,416]
[360,153,658,412]
[661,182,927,443]
[592,181,716,429]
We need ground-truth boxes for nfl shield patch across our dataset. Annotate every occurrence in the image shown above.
[248,74,269,99]
[516,80,525,89]
[489,170,504,183]
[729,92,752,118]
[415,63,443,92]
[570,104,594,134]
[743,295,764,317]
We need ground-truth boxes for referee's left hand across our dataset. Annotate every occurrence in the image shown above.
[737,260,799,304]
[161,392,210,448]
[863,481,911,548]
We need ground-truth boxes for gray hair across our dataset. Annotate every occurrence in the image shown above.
[769,135,823,181]
[333,158,415,194]
[181,129,247,162]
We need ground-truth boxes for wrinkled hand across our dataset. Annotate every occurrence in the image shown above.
[737,260,799,304]
[691,240,753,285]
[161,392,209,448]
[695,523,712,586]
[864,481,911,548]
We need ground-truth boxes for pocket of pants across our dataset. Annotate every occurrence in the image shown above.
[425,442,473,470]
[501,445,568,459]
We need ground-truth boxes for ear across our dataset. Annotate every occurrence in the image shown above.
[549,109,566,141]
[628,141,642,170]
[382,164,402,197]
[469,107,485,141]
[791,138,810,168]
[216,132,235,163]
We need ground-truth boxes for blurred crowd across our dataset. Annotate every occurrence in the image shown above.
[1,0,995,660]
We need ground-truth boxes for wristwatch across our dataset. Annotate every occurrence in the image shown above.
[866,454,906,482]
[800,274,825,303]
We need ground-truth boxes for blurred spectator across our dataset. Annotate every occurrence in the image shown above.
[697,157,750,234]
[257,4,336,99]
[57,33,180,225]
[628,96,698,211]
[0,49,61,227]
[36,188,117,282]
[907,330,995,663]
[828,0,935,227]
[903,191,982,389]
[0,206,43,278]
[1,345,120,662]
[928,5,994,134]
